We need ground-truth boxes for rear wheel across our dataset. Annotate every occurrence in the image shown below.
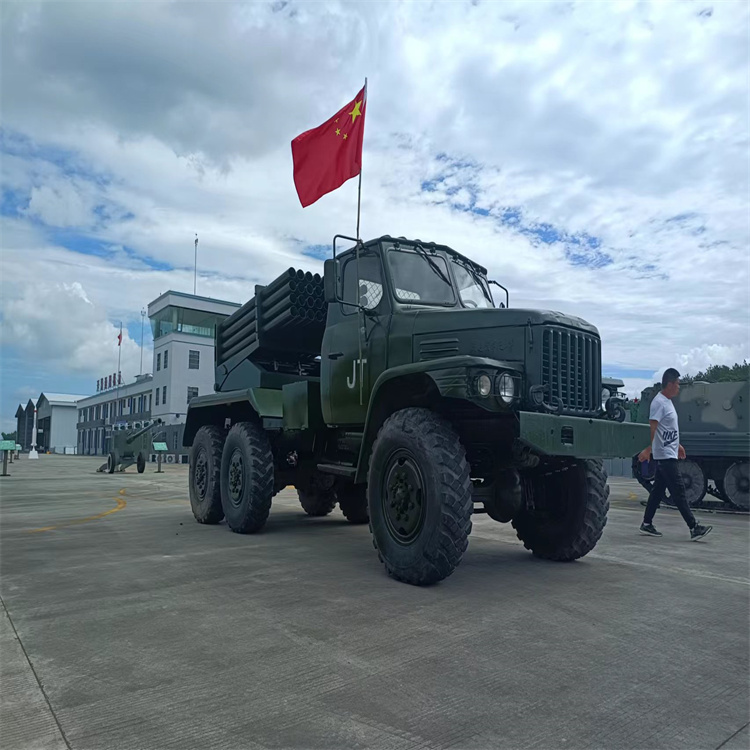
[107,451,117,474]
[338,485,369,524]
[368,408,473,586]
[512,459,609,561]
[136,452,146,474]
[297,472,337,516]
[189,425,225,524]
[220,422,274,533]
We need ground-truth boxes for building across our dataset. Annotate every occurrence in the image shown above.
[15,398,37,451]
[36,393,85,454]
[76,374,154,456]
[148,290,239,451]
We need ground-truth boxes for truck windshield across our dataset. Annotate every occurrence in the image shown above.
[451,261,494,309]
[387,248,455,305]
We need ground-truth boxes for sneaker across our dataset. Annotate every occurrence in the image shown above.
[690,524,713,541]
[640,523,663,537]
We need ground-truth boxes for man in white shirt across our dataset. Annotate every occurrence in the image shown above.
[638,368,712,540]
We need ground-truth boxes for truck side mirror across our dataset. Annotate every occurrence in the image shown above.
[324,259,340,303]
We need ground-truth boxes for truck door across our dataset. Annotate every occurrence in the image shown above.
[323,252,390,426]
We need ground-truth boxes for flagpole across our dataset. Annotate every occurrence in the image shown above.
[355,77,367,242]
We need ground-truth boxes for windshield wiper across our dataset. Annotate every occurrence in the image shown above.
[413,244,452,287]
[454,259,494,306]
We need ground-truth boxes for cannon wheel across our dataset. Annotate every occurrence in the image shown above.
[723,462,749,511]
[107,452,117,474]
[137,452,146,474]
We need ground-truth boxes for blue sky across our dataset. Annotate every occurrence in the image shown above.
[1,0,749,431]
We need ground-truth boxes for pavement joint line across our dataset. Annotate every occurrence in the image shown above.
[0,594,72,750]
[715,721,750,750]
[26,497,127,533]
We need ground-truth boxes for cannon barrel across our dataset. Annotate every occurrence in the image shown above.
[125,418,163,444]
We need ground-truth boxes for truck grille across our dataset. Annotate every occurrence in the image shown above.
[542,328,601,414]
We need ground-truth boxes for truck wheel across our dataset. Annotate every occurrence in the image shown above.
[189,425,225,524]
[338,485,369,524]
[136,452,146,474]
[512,459,609,561]
[297,473,337,516]
[106,452,117,474]
[220,422,274,533]
[367,408,473,585]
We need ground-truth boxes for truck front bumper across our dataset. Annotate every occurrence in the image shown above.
[518,411,649,459]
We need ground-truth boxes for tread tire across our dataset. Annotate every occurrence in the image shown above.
[220,422,274,533]
[107,451,117,474]
[512,459,609,561]
[338,485,369,524]
[367,408,472,585]
[189,425,225,524]
[137,452,146,474]
[297,472,337,516]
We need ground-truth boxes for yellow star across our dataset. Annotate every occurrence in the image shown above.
[343,133,348,140]
[335,118,339,123]
[335,128,340,136]
[348,100,362,124]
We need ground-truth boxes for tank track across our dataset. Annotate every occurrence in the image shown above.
[633,473,749,514]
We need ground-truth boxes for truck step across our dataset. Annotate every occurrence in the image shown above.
[317,462,357,478]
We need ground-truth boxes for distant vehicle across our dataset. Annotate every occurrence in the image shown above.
[632,381,749,511]
[184,234,648,584]
[100,419,163,474]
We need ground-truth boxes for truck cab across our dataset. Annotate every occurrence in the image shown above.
[183,234,649,586]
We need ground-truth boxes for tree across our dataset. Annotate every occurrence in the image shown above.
[2,431,17,441]
[684,360,749,383]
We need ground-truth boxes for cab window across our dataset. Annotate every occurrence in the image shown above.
[342,255,384,315]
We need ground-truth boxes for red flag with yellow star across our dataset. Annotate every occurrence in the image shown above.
[291,85,366,208]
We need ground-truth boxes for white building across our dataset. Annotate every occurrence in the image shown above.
[76,374,154,456]
[36,393,85,454]
[148,291,239,428]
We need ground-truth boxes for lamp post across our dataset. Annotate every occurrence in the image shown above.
[193,234,198,296]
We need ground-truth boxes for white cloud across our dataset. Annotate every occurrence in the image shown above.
[0,0,748,423]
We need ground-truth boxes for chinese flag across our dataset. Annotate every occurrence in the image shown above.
[117,330,122,346]
[291,85,366,208]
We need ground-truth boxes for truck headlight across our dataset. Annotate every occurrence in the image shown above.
[476,373,492,397]
[497,372,516,403]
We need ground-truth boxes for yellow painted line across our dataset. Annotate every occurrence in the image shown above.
[27,497,127,533]
[628,492,638,500]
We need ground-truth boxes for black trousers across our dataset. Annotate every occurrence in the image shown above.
[644,458,697,529]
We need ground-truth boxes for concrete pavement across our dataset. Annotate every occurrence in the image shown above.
[1,455,748,750]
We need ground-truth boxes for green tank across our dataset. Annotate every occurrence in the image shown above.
[633,381,749,510]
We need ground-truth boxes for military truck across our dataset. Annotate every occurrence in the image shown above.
[183,235,648,585]
[632,381,749,511]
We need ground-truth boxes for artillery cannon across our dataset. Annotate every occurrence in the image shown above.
[98,419,164,474]
[632,381,749,512]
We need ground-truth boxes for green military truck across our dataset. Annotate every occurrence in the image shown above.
[632,381,749,511]
[184,235,648,585]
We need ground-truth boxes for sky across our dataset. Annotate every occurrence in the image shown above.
[1,0,749,432]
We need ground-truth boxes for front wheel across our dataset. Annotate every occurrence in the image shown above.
[107,451,117,474]
[136,452,146,474]
[368,408,473,586]
[220,422,274,533]
[512,459,609,561]
[189,425,225,524]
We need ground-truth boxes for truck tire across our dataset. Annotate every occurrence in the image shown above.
[512,459,609,561]
[367,408,473,585]
[297,473,337,516]
[189,425,225,524]
[338,485,369,524]
[220,422,274,533]
[137,452,146,474]
[107,451,117,474]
